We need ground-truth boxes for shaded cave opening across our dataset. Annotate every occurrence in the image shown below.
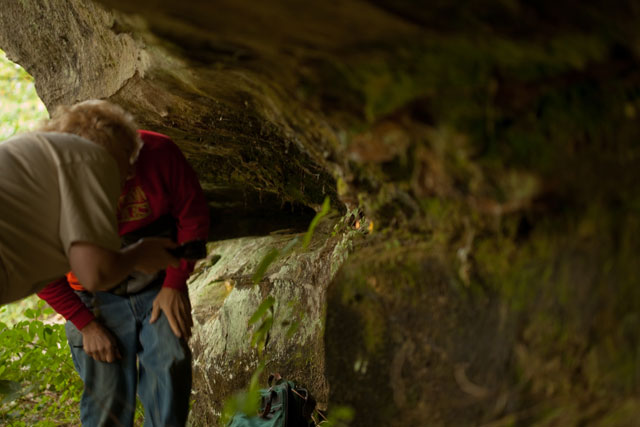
[205,187,318,241]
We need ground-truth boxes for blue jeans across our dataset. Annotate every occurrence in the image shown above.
[65,285,192,427]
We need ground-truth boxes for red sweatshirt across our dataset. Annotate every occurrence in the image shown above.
[38,130,209,330]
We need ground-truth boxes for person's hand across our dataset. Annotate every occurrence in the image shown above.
[80,320,121,363]
[129,237,179,274]
[150,287,193,339]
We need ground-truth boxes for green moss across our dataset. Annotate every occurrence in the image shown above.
[593,399,640,426]
[470,202,640,411]
[335,272,385,354]
[311,33,608,130]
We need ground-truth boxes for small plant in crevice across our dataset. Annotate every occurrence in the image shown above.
[251,196,333,287]
[248,196,332,357]
[220,196,356,425]
[248,296,275,357]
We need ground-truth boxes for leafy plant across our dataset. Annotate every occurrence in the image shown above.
[315,405,355,426]
[220,197,356,425]
[0,300,82,425]
[248,296,275,356]
[0,49,48,141]
[219,362,265,425]
[248,196,333,355]
[302,197,331,250]
[0,52,78,425]
[252,196,332,286]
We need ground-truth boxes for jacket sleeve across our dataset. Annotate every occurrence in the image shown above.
[148,133,210,291]
[37,278,95,330]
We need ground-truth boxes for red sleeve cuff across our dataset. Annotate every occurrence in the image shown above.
[37,278,95,330]
[162,260,194,292]
[68,308,95,330]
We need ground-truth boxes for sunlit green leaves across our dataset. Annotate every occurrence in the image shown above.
[248,296,275,326]
[0,300,81,424]
[220,362,265,425]
[0,55,72,423]
[0,49,48,141]
[248,197,333,353]
[321,405,355,426]
[249,296,275,356]
[225,196,340,424]
[251,236,301,285]
[251,197,332,286]
[302,197,331,249]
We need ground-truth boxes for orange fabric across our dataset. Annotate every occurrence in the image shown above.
[66,271,84,291]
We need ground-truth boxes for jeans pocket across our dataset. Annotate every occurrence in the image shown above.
[65,321,83,349]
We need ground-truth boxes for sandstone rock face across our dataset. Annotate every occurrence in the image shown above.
[2,1,640,425]
[0,1,143,109]
[186,222,354,424]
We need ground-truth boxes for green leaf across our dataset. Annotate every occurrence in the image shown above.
[302,196,331,249]
[250,317,273,351]
[241,361,264,415]
[219,362,265,424]
[252,248,280,284]
[28,322,39,339]
[321,405,355,426]
[247,361,265,393]
[285,318,302,339]
[248,296,275,326]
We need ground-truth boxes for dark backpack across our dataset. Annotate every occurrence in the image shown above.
[228,374,317,427]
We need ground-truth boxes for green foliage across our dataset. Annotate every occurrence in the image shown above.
[252,196,332,286]
[248,296,276,327]
[466,204,640,423]
[316,34,607,128]
[318,405,355,427]
[252,248,281,285]
[219,362,265,425]
[251,237,300,285]
[0,300,82,425]
[249,196,333,354]
[302,197,331,250]
[0,49,48,141]
[0,54,76,425]
[249,296,275,356]
[221,196,352,424]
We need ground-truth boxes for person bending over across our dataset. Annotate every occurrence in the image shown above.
[0,100,178,305]
[38,129,210,427]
